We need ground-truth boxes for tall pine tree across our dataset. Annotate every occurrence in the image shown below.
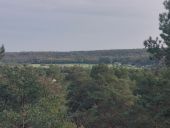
[144,0,170,66]
[0,45,5,60]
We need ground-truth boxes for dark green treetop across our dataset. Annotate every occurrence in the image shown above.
[144,0,170,66]
[0,45,5,60]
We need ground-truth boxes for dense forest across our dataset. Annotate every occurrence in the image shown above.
[0,64,169,128]
[0,0,170,127]
[1,49,153,66]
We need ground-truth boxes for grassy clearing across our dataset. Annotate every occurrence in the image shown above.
[29,64,140,69]
[30,64,95,68]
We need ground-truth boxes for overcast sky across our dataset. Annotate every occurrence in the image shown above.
[0,0,164,52]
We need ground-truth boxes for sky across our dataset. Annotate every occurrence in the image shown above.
[0,0,164,52]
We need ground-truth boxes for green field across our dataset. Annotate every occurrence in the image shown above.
[30,63,140,70]
[31,64,95,68]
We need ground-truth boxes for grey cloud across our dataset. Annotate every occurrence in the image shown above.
[0,0,164,51]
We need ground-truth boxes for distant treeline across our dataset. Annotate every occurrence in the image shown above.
[2,49,154,66]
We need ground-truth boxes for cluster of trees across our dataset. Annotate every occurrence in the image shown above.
[2,49,151,66]
[144,0,170,67]
[0,63,169,128]
[65,64,170,128]
[0,65,76,128]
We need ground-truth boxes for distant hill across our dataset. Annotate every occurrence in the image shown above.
[2,49,153,66]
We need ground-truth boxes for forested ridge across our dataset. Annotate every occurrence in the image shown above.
[2,49,152,66]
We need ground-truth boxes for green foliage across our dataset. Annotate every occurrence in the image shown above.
[0,66,42,111]
[66,65,170,128]
[0,45,5,60]
[90,64,114,82]
[0,65,76,128]
[144,0,170,66]
[0,63,169,128]
[67,65,137,128]
[129,69,170,128]
[28,97,76,128]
